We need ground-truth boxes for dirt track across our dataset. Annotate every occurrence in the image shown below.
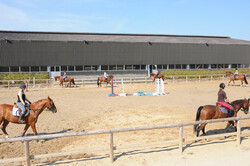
[0,80,250,166]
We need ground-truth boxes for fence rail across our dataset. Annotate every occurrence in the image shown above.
[1,74,247,89]
[1,116,250,165]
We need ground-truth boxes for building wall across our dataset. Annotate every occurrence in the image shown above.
[1,40,250,67]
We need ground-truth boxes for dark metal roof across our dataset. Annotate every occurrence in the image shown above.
[1,30,250,44]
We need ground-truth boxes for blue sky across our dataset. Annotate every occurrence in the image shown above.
[1,0,250,40]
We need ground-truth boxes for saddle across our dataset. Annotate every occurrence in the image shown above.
[12,103,30,117]
[216,102,232,114]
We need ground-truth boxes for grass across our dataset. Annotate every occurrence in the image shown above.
[161,68,250,76]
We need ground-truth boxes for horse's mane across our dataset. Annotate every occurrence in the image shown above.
[231,99,246,104]
[32,98,48,105]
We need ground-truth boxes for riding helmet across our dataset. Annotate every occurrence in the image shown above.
[219,83,225,89]
[19,84,26,89]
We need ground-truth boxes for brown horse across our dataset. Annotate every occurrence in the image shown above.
[194,98,250,137]
[97,75,113,87]
[0,97,57,138]
[150,73,165,82]
[225,71,248,86]
[54,76,75,87]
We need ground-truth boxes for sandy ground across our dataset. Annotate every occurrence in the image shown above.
[0,80,250,166]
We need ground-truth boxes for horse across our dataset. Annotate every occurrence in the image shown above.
[225,71,248,86]
[194,98,250,137]
[97,75,113,87]
[150,73,165,82]
[54,76,75,87]
[0,97,57,138]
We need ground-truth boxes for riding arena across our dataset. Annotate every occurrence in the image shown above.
[0,75,250,166]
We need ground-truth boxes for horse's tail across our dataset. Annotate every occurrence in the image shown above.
[244,75,248,84]
[97,78,100,86]
[194,106,203,132]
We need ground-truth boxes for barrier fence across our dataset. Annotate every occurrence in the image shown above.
[1,74,247,89]
[1,116,250,166]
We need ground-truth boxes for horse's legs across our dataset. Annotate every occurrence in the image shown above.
[202,127,206,135]
[1,120,10,138]
[21,124,30,137]
[199,123,207,136]
[30,123,38,136]
[228,80,231,86]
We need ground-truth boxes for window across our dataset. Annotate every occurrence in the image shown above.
[10,66,19,72]
[21,66,29,72]
[203,64,209,69]
[84,66,92,70]
[176,64,181,69]
[133,65,140,70]
[101,65,108,70]
[157,65,162,69]
[190,64,195,69]
[125,65,133,70]
[31,66,39,72]
[141,65,146,70]
[76,66,83,71]
[109,65,116,70]
[41,66,47,71]
[182,64,187,69]
[51,66,55,71]
[211,64,217,69]
[117,65,123,70]
[163,65,168,69]
[218,64,224,69]
[196,64,202,69]
[0,67,9,72]
[68,66,74,71]
[92,65,98,70]
[231,64,237,68]
[61,66,67,71]
[169,64,174,69]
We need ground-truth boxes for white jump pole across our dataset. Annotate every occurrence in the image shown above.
[160,78,165,95]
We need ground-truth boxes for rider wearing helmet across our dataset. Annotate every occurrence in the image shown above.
[63,71,67,81]
[217,83,234,117]
[234,68,239,79]
[104,71,109,81]
[17,84,32,123]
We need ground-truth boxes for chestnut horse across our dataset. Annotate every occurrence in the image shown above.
[97,75,113,87]
[225,71,248,86]
[54,76,75,87]
[150,73,165,82]
[194,98,250,137]
[0,97,57,138]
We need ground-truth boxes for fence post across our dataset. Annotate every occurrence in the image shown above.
[211,75,213,82]
[199,75,200,83]
[173,76,175,83]
[109,132,114,163]
[186,76,188,83]
[179,126,183,154]
[237,120,241,146]
[33,77,35,88]
[8,80,10,89]
[24,141,30,166]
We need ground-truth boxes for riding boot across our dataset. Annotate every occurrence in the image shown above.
[18,113,25,123]
[228,109,234,117]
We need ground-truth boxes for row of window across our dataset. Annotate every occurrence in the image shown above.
[0,64,249,72]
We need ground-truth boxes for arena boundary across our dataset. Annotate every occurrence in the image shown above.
[1,116,250,165]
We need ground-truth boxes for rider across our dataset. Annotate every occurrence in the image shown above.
[156,69,160,78]
[234,68,239,79]
[17,84,32,123]
[63,71,67,81]
[104,71,109,81]
[217,83,234,117]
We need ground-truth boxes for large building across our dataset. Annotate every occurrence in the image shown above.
[0,30,250,77]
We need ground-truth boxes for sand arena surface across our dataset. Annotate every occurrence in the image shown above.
[0,80,250,166]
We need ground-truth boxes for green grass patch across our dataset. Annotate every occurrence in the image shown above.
[161,68,250,76]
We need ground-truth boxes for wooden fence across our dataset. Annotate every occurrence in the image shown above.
[0,74,244,89]
[0,116,250,166]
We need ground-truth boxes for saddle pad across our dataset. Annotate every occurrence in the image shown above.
[218,106,228,114]
[12,107,29,117]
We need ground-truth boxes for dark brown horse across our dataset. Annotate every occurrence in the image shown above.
[97,75,113,87]
[0,97,57,138]
[225,71,248,86]
[54,76,75,87]
[150,73,165,82]
[194,98,250,137]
